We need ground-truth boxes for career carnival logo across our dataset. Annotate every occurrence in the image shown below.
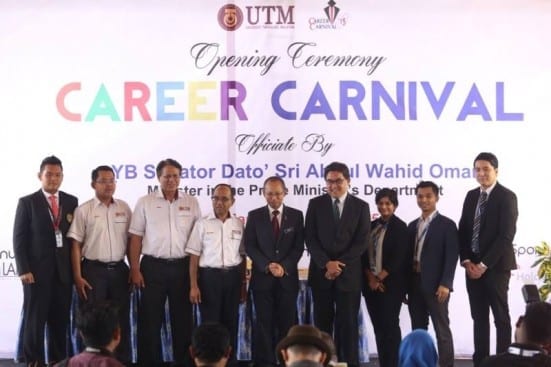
[309,0,348,31]
[217,3,294,31]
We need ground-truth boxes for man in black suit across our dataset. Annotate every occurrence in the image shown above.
[13,155,78,367]
[458,152,519,367]
[245,176,305,367]
[305,162,370,367]
[407,181,458,367]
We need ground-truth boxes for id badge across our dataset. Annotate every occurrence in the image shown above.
[55,230,63,248]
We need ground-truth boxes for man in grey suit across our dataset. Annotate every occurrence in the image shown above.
[305,162,370,367]
[13,155,78,366]
[245,176,304,367]
[407,181,458,367]
[458,152,518,367]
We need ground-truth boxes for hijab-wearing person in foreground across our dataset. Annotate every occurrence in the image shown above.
[399,329,438,367]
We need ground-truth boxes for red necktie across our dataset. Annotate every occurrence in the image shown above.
[49,195,59,219]
[272,210,280,239]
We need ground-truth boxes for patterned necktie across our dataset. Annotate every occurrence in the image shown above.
[333,198,340,222]
[272,210,280,239]
[471,191,488,253]
[49,195,59,219]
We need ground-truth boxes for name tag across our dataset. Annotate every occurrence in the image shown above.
[55,230,63,248]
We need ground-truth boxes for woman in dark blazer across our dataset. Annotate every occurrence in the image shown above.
[362,188,410,367]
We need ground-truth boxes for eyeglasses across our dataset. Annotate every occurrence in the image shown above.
[95,179,116,185]
[211,196,232,203]
[326,178,346,185]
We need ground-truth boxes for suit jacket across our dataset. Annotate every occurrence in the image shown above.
[305,193,370,292]
[245,205,304,291]
[361,214,410,293]
[408,213,459,293]
[13,190,78,284]
[458,182,518,270]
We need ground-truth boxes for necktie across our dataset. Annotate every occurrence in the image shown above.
[471,191,488,253]
[49,195,59,219]
[333,198,340,222]
[272,210,280,239]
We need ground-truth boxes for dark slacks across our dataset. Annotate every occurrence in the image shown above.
[408,274,454,367]
[312,286,361,367]
[81,259,131,364]
[198,266,242,366]
[22,266,72,365]
[363,285,405,367]
[251,281,298,367]
[138,256,192,367]
[466,269,511,367]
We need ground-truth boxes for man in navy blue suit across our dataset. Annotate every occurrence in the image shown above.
[458,152,518,367]
[13,156,78,367]
[407,181,458,367]
[245,176,304,367]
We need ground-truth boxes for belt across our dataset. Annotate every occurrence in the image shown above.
[143,255,187,264]
[82,258,124,270]
[201,265,240,272]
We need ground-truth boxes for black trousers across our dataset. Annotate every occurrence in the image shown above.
[138,256,192,367]
[80,259,130,364]
[198,266,242,366]
[22,267,72,365]
[363,285,405,367]
[251,281,298,367]
[466,269,511,367]
[311,286,361,367]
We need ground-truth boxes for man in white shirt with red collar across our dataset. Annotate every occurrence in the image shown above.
[129,158,202,367]
[186,183,246,367]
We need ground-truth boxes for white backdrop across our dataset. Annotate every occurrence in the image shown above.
[1,0,550,359]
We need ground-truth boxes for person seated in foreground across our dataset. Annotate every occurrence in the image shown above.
[480,301,551,367]
[398,329,438,367]
[54,301,124,367]
[276,325,332,367]
[189,322,232,367]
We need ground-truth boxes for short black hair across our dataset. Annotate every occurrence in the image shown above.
[415,181,439,197]
[213,183,235,199]
[524,301,551,344]
[263,176,288,191]
[324,162,350,180]
[191,323,231,363]
[40,155,63,173]
[156,158,182,178]
[91,165,114,182]
[375,188,398,207]
[474,152,498,169]
[76,301,120,349]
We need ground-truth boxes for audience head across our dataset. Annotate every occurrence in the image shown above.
[190,322,231,367]
[515,301,551,346]
[399,329,438,367]
[319,331,337,365]
[276,325,332,367]
[76,301,121,352]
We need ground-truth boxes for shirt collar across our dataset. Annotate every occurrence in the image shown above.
[332,192,347,203]
[480,181,497,196]
[268,204,283,214]
[41,189,58,200]
[420,210,438,222]
[93,196,115,207]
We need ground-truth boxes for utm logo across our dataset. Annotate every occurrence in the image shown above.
[218,4,244,31]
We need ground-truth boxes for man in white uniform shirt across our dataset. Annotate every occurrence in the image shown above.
[128,158,202,367]
[186,184,246,367]
[67,165,132,364]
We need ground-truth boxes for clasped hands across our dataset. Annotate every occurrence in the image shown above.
[464,261,486,279]
[325,260,345,280]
